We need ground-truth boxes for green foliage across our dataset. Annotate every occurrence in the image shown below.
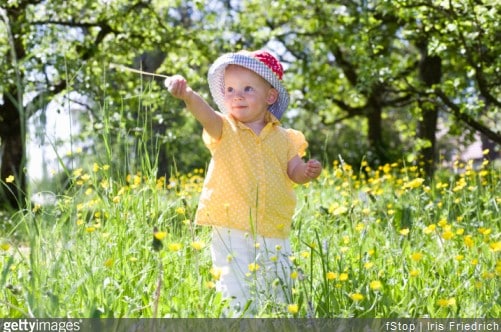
[0,156,499,317]
[1,0,499,192]
[1,2,500,316]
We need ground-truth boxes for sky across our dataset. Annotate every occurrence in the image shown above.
[27,91,84,183]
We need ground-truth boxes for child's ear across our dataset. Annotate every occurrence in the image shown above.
[266,88,279,105]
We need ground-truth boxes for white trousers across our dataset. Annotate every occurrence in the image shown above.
[211,226,293,315]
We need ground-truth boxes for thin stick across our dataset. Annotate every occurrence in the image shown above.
[110,63,171,79]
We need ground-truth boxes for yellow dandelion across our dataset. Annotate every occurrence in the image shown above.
[409,269,420,277]
[300,251,310,258]
[370,280,382,291]
[437,298,456,307]
[1,242,11,251]
[330,205,348,216]
[326,272,337,280]
[205,281,216,289]
[404,177,424,189]
[410,252,423,262]
[210,267,222,281]
[93,163,100,172]
[339,273,349,281]
[489,241,500,252]
[175,207,185,215]
[133,174,141,186]
[291,271,299,280]
[478,227,492,236]
[455,255,464,261]
[464,235,474,248]
[85,226,96,233]
[423,224,436,234]
[190,241,205,251]
[168,243,182,252]
[442,230,454,240]
[129,257,138,262]
[350,293,364,301]
[438,218,448,227]
[154,231,167,240]
[112,196,120,203]
[248,262,260,272]
[104,258,114,268]
[73,168,83,177]
[399,228,410,236]
[100,179,109,190]
[364,261,374,269]
[156,177,166,189]
[32,204,42,213]
[288,304,299,314]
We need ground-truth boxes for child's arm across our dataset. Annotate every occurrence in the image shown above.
[287,157,322,184]
[165,75,223,140]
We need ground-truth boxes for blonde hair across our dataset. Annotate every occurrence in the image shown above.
[264,111,273,123]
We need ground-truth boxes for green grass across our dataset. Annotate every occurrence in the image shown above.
[0,81,499,318]
[1,156,499,318]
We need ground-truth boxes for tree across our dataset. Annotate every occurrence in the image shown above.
[228,0,500,177]
[0,0,217,209]
[1,0,499,210]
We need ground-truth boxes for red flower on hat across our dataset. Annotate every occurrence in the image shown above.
[250,51,284,80]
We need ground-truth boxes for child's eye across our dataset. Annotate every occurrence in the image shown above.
[244,86,254,92]
[226,87,234,93]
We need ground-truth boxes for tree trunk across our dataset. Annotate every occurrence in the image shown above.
[417,43,442,179]
[367,87,389,165]
[0,92,26,209]
[418,103,438,179]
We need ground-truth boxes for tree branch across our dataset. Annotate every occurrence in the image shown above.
[435,88,501,145]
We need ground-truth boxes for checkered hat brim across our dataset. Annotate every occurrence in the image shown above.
[207,53,289,120]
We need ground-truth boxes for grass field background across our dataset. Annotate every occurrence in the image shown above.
[1,154,499,318]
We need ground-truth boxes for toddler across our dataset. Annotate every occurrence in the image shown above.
[166,50,322,315]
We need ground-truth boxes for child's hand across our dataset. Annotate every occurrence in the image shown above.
[165,75,192,101]
[305,159,322,180]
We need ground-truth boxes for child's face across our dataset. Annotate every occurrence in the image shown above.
[223,65,278,124]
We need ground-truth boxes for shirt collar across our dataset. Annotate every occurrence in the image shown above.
[227,113,280,130]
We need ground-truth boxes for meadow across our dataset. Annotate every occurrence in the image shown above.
[1,153,499,318]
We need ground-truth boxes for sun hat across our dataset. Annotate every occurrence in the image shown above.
[207,50,289,120]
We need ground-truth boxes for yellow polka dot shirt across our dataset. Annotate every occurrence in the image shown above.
[195,114,308,239]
